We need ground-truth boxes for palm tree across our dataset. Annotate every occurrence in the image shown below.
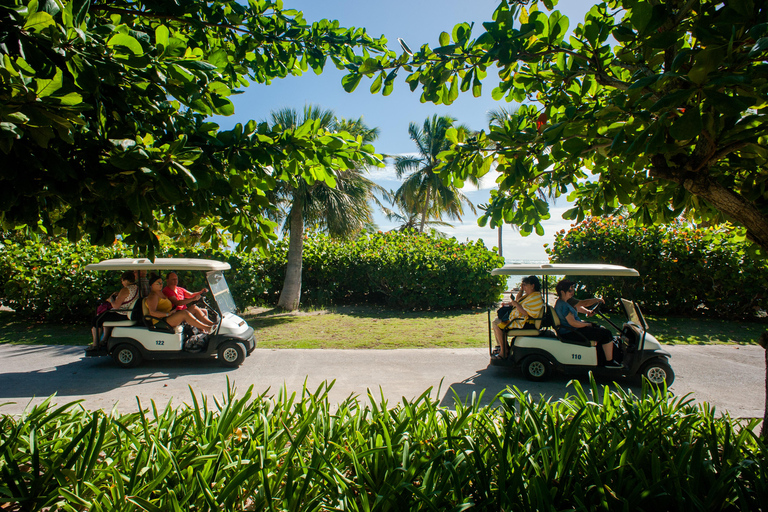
[381,191,454,237]
[393,115,478,233]
[267,105,383,311]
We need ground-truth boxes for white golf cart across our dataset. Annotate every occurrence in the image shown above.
[84,258,256,368]
[489,263,674,386]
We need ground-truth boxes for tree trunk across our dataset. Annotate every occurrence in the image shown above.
[277,201,304,311]
[498,223,503,257]
[759,332,768,439]
[419,182,432,233]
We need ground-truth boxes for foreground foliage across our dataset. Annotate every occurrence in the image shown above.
[548,217,768,318]
[1,379,765,511]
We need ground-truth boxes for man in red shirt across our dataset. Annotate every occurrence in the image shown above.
[162,272,211,326]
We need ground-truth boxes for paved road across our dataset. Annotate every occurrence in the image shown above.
[0,344,764,419]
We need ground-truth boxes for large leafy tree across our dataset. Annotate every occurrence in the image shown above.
[393,115,477,233]
[354,0,768,251]
[267,106,383,311]
[0,0,395,255]
[354,0,768,434]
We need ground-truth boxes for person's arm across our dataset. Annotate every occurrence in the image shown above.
[107,287,129,309]
[565,312,593,329]
[509,294,530,318]
[177,287,207,305]
[145,294,173,319]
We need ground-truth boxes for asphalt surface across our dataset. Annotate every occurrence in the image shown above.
[0,344,764,419]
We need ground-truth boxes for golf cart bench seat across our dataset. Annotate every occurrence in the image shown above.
[102,318,138,327]
[546,305,597,347]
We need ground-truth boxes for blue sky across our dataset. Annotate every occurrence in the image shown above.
[215,0,597,261]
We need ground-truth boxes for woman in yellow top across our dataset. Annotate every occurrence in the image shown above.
[493,275,544,359]
[145,274,215,332]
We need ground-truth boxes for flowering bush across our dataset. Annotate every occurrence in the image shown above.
[546,218,768,318]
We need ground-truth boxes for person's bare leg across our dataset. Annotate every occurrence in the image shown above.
[189,305,213,327]
[602,341,613,361]
[168,311,212,332]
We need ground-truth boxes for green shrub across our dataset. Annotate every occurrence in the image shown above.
[0,232,503,322]
[0,238,126,322]
[1,379,765,511]
[261,231,506,309]
[546,217,768,318]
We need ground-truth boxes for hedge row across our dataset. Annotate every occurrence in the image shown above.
[0,231,505,322]
[2,380,765,511]
[546,217,768,318]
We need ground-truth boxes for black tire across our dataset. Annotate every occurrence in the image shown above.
[218,341,246,367]
[640,359,675,387]
[521,355,551,382]
[112,344,142,369]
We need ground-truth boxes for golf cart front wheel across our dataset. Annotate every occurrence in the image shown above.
[521,355,551,382]
[218,341,246,367]
[640,360,675,387]
[112,344,142,369]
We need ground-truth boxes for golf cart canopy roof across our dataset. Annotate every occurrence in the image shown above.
[491,263,639,277]
[84,258,231,272]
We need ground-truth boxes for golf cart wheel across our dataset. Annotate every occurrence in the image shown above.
[218,341,245,368]
[640,360,675,387]
[112,344,142,369]
[521,355,551,382]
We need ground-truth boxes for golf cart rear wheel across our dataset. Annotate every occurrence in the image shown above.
[112,344,142,369]
[218,341,245,367]
[521,355,551,382]
[640,360,675,387]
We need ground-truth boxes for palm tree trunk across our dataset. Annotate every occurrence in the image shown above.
[498,224,503,257]
[419,182,432,233]
[277,201,304,311]
[760,331,768,438]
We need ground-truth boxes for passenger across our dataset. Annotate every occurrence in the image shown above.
[493,275,544,358]
[554,279,621,368]
[162,272,211,325]
[87,270,139,352]
[145,274,215,332]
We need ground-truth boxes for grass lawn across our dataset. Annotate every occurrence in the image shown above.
[0,307,765,348]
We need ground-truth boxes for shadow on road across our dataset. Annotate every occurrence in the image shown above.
[440,365,644,409]
[0,346,233,402]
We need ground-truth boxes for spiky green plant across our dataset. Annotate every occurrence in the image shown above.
[1,377,765,511]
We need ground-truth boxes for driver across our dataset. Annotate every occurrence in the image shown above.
[554,279,622,368]
[162,271,211,327]
[146,274,215,333]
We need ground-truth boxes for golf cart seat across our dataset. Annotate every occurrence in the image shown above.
[102,298,143,328]
[141,298,179,334]
[548,305,596,348]
[503,317,542,338]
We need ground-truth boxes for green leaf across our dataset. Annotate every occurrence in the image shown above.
[107,33,144,56]
[749,37,768,57]
[369,72,383,94]
[23,12,55,32]
[629,2,653,34]
[669,108,702,140]
[439,31,450,47]
[341,73,362,93]
[155,25,170,51]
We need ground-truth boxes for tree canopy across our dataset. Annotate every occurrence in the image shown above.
[356,0,768,252]
[0,0,392,255]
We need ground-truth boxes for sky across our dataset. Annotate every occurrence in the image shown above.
[214,0,597,262]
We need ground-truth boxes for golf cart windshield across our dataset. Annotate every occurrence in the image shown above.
[207,271,237,315]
